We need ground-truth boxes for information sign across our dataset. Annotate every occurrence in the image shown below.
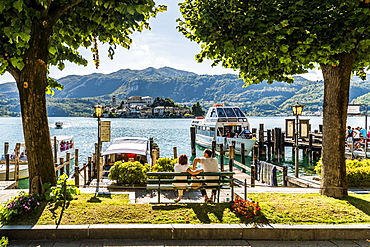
[100,121,111,142]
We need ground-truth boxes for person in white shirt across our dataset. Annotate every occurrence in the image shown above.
[173,154,191,203]
[191,149,219,203]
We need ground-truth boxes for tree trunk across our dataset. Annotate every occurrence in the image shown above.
[15,21,57,193]
[320,52,355,198]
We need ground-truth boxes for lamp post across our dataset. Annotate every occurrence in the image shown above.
[291,102,304,178]
[93,104,103,200]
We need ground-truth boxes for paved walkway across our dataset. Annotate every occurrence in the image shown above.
[7,239,370,247]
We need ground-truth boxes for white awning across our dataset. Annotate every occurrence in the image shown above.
[101,137,149,156]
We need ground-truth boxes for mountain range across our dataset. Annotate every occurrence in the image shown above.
[1,67,370,117]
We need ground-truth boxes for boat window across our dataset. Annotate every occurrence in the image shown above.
[209,109,217,118]
[233,108,246,117]
[224,108,237,117]
[217,108,226,117]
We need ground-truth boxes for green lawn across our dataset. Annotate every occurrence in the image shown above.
[8,193,370,225]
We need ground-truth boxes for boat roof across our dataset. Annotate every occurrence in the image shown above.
[51,135,73,141]
[101,137,149,156]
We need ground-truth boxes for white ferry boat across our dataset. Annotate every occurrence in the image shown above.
[191,104,256,155]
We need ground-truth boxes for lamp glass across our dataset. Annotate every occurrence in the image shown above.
[291,103,304,116]
[94,104,103,117]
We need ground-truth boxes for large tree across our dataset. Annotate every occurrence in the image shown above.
[178,0,370,197]
[0,0,166,192]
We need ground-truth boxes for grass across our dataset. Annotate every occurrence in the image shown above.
[7,193,370,225]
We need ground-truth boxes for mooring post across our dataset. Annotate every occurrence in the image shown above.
[283,165,288,187]
[173,147,177,159]
[59,157,64,176]
[83,163,87,187]
[259,123,266,157]
[5,154,9,181]
[267,130,272,158]
[241,143,246,173]
[66,153,71,176]
[4,142,9,156]
[190,126,196,156]
[87,157,92,183]
[212,140,216,157]
[275,128,282,160]
[250,165,255,187]
[14,143,20,182]
[53,136,58,164]
[252,145,258,180]
[281,132,285,157]
[92,154,97,179]
[244,178,247,200]
[309,133,313,163]
[74,149,79,185]
[219,143,224,171]
[229,144,235,172]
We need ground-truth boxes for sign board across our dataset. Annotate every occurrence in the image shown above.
[347,105,361,115]
[299,119,310,138]
[285,119,295,138]
[100,121,111,142]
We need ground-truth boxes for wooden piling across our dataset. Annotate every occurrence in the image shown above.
[190,126,196,156]
[283,165,288,187]
[59,157,64,176]
[14,143,20,182]
[173,147,177,159]
[74,149,79,186]
[212,140,216,157]
[281,132,285,157]
[83,163,87,187]
[4,142,9,156]
[219,144,224,171]
[87,157,92,183]
[66,153,71,176]
[252,145,258,180]
[267,130,272,158]
[5,154,9,181]
[250,165,255,187]
[53,136,57,164]
[259,124,266,157]
[229,144,235,172]
[241,143,246,173]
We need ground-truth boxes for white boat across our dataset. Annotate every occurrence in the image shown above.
[0,136,75,181]
[191,104,256,155]
[101,137,152,166]
[55,121,63,129]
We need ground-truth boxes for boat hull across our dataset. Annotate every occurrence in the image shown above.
[0,164,29,180]
[196,134,255,155]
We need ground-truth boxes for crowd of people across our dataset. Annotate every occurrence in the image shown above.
[60,140,74,152]
[346,126,369,149]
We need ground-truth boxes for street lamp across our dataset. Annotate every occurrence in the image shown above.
[90,104,103,202]
[291,102,304,178]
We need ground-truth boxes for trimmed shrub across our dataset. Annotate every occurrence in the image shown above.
[151,157,177,172]
[108,161,150,185]
[315,159,370,186]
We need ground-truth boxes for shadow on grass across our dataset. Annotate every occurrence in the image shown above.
[341,195,370,216]
[153,203,232,223]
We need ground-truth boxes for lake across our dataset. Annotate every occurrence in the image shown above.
[0,116,367,177]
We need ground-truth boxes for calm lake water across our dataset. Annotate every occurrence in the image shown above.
[0,116,367,177]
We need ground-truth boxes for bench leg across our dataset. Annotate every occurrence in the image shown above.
[158,189,161,203]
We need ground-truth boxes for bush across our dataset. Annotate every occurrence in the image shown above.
[315,159,370,186]
[0,191,40,224]
[0,237,8,247]
[151,157,177,172]
[43,174,80,202]
[108,161,150,185]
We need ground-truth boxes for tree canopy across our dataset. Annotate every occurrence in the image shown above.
[177,0,370,198]
[0,0,166,191]
[177,0,370,84]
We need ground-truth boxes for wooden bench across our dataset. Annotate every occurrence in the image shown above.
[146,171,235,203]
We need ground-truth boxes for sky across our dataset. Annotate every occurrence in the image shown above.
[0,0,323,84]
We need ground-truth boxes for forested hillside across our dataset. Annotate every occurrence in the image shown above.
[1,67,370,116]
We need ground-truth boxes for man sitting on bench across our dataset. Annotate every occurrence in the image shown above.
[191,149,219,203]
